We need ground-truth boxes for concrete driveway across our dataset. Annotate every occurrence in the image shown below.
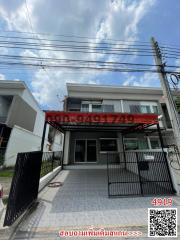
[10,169,180,239]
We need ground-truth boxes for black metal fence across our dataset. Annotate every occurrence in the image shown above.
[41,151,63,177]
[4,151,42,226]
[4,150,63,226]
[107,151,175,197]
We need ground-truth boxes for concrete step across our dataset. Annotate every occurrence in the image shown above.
[64,164,107,170]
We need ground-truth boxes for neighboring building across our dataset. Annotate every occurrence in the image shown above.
[0,81,63,166]
[60,83,178,165]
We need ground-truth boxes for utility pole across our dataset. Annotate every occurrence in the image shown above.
[151,37,180,151]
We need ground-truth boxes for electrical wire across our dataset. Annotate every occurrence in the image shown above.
[0,30,180,76]
[1,29,151,45]
[0,40,154,53]
[0,34,153,49]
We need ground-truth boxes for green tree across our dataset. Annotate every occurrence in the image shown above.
[175,95,180,113]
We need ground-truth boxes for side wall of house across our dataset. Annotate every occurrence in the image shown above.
[4,125,49,167]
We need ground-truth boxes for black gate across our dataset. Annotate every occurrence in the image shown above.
[4,151,42,226]
[107,151,175,197]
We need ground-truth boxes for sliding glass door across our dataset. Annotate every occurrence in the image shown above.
[74,140,86,162]
[75,139,97,163]
[87,140,97,162]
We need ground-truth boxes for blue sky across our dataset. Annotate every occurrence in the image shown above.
[0,0,179,109]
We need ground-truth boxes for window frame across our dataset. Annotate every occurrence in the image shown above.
[92,104,102,112]
[102,104,114,112]
[152,105,159,114]
[99,138,118,153]
[140,105,151,114]
[123,137,149,150]
[81,102,115,113]
[149,137,161,149]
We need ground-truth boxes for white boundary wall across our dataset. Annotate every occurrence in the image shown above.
[4,125,49,167]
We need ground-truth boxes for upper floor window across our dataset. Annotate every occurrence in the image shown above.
[81,104,89,112]
[129,104,158,114]
[92,104,102,112]
[129,105,151,114]
[152,105,159,114]
[81,103,114,113]
[129,105,140,113]
[103,105,114,112]
[140,105,151,114]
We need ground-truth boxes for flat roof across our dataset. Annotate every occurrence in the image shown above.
[0,80,42,110]
[67,82,162,91]
[66,83,180,96]
[0,80,26,89]
[67,83,163,95]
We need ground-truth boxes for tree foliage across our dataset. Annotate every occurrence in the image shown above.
[175,95,180,113]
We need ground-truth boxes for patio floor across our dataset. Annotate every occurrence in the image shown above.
[11,169,180,239]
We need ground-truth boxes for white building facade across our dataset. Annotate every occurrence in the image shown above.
[0,81,63,166]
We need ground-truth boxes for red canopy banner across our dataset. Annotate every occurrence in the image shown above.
[45,111,158,125]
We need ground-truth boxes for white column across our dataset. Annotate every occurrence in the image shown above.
[120,100,124,113]
[147,136,152,149]
[63,131,70,165]
[117,132,123,152]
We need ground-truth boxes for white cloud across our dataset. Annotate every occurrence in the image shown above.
[123,71,160,87]
[0,0,157,109]
[0,73,6,80]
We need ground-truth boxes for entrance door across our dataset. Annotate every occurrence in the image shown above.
[75,139,97,163]
[87,140,97,162]
[75,140,86,162]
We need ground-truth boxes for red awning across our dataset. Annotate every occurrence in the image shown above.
[45,111,158,132]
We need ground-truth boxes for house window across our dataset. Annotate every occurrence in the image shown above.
[81,104,89,112]
[92,104,102,112]
[100,139,117,152]
[152,105,159,114]
[103,105,114,112]
[129,105,141,113]
[124,139,138,150]
[138,139,149,149]
[130,105,151,113]
[140,105,151,113]
[81,103,114,113]
[124,138,149,150]
[150,138,161,149]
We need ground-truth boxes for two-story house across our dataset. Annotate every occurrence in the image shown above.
[56,83,176,165]
[44,83,180,196]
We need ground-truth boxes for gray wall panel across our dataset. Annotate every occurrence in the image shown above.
[6,95,37,132]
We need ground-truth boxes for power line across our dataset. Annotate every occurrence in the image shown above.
[1,29,150,45]
[0,59,180,74]
[0,44,155,57]
[0,54,159,66]
[24,0,53,80]
[0,35,153,51]
[0,30,180,76]
[0,40,154,53]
